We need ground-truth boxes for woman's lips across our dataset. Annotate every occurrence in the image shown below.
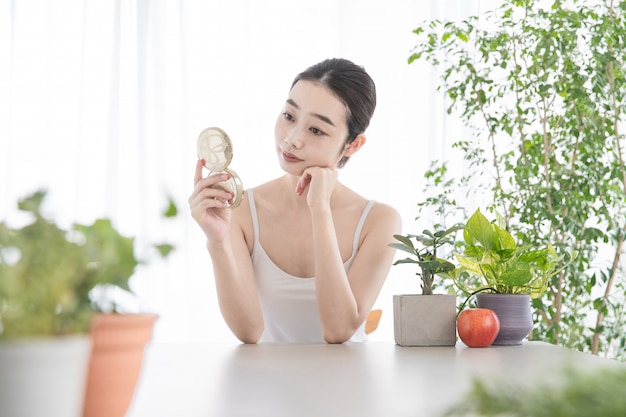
[281,151,303,163]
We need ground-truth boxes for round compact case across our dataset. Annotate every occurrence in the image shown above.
[197,127,244,209]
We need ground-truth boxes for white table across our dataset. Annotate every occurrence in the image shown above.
[126,341,622,417]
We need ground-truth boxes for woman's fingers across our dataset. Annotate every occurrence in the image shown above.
[192,194,230,211]
[194,186,233,206]
[194,160,232,188]
[295,172,312,196]
[295,166,336,197]
[194,159,204,185]
[190,163,234,205]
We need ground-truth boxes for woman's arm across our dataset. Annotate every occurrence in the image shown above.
[189,160,263,343]
[207,218,264,344]
[299,165,401,343]
[312,202,402,343]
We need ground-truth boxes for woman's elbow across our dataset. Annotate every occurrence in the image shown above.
[231,323,264,344]
[322,327,356,344]
[236,332,262,344]
[324,335,348,344]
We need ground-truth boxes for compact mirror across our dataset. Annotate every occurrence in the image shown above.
[197,127,244,209]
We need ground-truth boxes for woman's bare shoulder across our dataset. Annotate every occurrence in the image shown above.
[232,179,280,217]
[365,201,402,234]
[246,179,284,206]
[370,200,400,216]
[337,185,401,230]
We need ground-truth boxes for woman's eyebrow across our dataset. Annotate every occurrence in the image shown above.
[286,98,336,127]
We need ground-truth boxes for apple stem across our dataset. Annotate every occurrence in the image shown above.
[457,287,500,318]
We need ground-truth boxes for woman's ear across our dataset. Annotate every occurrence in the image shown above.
[343,134,366,157]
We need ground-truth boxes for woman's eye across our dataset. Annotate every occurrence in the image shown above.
[310,127,324,136]
[283,112,294,121]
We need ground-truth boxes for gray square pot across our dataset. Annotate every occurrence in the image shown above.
[393,294,457,346]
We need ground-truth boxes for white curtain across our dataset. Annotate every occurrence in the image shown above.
[1,0,493,342]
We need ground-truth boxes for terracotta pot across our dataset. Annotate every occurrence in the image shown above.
[476,293,532,345]
[82,313,158,417]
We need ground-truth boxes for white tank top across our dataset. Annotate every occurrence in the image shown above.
[247,188,375,343]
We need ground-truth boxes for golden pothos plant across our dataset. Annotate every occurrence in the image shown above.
[444,209,566,299]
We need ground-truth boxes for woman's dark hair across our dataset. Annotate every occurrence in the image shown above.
[291,58,376,168]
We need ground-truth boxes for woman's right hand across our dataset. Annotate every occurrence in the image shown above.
[189,159,235,242]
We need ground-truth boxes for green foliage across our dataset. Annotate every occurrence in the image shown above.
[447,209,566,298]
[0,190,177,338]
[409,0,626,359]
[390,224,463,295]
[443,366,626,417]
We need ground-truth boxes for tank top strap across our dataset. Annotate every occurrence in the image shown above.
[246,188,260,246]
[351,200,376,258]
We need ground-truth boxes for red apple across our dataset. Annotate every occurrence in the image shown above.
[457,308,500,348]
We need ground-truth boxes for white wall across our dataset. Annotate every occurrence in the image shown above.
[1,0,497,343]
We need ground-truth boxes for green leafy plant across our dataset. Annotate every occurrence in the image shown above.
[447,209,566,299]
[408,0,626,359]
[390,224,463,295]
[0,190,176,338]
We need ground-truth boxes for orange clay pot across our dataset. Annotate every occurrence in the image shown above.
[82,313,158,417]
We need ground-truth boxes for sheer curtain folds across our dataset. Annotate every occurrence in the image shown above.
[1,0,488,342]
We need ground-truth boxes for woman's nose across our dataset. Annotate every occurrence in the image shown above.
[284,128,304,149]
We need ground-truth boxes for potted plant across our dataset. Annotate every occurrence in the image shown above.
[0,191,94,417]
[408,0,626,358]
[0,190,176,417]
[80,200,176,417]
[389,223,463,346]
[445,208,567,345]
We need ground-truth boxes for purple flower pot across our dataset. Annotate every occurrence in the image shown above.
[476,293,533,345]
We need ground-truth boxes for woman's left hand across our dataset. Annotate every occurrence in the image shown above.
[295,166,338,209]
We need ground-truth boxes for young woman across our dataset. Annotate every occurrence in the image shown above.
[189,58,401,343]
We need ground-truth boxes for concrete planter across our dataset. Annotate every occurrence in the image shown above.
[393,294,457,346]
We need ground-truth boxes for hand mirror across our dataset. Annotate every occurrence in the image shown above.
[197,127,244,209]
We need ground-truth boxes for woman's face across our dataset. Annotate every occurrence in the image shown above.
[274,80,350,175]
